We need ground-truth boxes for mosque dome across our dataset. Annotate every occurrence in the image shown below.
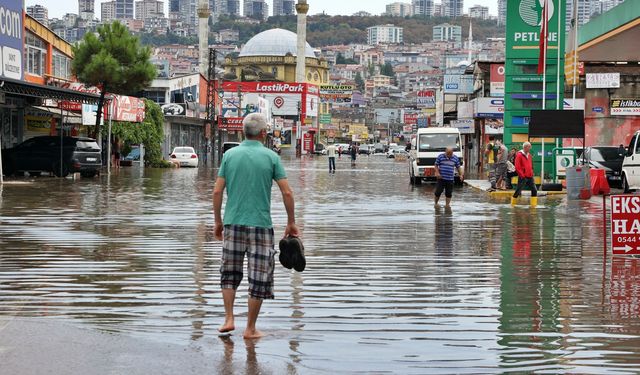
[239,28,316,58]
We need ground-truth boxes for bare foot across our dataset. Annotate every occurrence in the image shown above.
[218,319,235,333]
[243,329,264,339]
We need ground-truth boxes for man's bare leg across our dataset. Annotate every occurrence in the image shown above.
[445,197,451,207]
[434,195,441,207]
[219,288,236,332]
[243,297,264,339]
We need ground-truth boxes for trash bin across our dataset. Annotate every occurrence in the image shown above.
[566,166,590,200]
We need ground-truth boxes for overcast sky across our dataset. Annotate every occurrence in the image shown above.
[25,0,498,20]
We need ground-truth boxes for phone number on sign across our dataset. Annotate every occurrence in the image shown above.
[616,236,638,243]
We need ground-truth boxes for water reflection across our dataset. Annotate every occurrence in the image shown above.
[1,157,640,373]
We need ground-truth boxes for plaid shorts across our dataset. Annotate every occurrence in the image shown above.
[220,225,276,300]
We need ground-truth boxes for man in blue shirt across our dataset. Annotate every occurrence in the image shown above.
[434,147,464,207]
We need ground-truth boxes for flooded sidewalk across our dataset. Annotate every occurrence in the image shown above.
[1,155,639,374]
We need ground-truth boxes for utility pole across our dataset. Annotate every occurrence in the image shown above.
[296,101,302,158]
[206,48,218,165]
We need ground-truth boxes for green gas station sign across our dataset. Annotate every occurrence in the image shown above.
[505,0,566,178]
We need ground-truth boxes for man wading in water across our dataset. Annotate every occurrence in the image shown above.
[213,113,300,339]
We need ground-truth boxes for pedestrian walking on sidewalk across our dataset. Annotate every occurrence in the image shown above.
[434,147,464,208]
[495,139,508,190]
[326,143,337,173]
[485,136,497,191]
[512,142,538,203]
[506,148,518,189]
[213,113,300,340]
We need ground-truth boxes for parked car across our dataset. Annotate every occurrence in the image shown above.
[1,136,101,178]
[170,146,198,167]
[222,142,240,154]
[584,146,625,187]
[313,143,326,155]
[372,143,385,154]
[358,144,374,155]
[622,131,640,192]
[124,147,141,161]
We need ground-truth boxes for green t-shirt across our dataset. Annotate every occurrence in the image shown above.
[218,140,287,228]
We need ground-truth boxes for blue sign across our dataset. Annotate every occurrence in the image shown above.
[511,93,558,100]
[592,106,604,113]
[417,118,428,129]
[0,0,23,80]
[511,116,530,126]
[443,75,474,94]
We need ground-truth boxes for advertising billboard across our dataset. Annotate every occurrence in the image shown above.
[490,64,505,97]
[443,75,474,94]
[0,0,23,80]
[586,73,620,89]
[416,90,436,109]
[319,85,353,104]
[474,98,504,119]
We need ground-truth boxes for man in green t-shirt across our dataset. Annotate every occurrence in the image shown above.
[213,113,299,339]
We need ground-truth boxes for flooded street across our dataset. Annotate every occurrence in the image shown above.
[1,155,640,374]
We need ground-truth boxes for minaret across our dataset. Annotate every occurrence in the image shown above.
[467,20,473,63]
[198,0,210,76]
[295,0,309,83]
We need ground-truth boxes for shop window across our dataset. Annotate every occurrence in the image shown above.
[25,32,46,77]
[271,67,278,76]
[52,52,72,80]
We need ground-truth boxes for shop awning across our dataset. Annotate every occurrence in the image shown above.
[1,78,102,104]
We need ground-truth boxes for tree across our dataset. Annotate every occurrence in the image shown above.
[336,52,347,64]
[354,72,365,91]
[103,100,165,166]
[380,62,395,78]
[72,22,156,137]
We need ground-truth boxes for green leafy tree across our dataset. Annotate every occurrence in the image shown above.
[72,21,156,137]
[336,52,347,64]
[380,62,395,78]
[354,72,365,91]
[102,100,165,166]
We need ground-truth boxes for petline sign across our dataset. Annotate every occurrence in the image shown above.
[610,195,640,255]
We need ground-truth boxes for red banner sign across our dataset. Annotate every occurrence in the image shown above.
[220,117,244,131]
[611,195,640,255]
[404,113,418,125]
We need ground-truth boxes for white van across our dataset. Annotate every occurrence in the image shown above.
[622,130,640,192]
[409,127,463,185]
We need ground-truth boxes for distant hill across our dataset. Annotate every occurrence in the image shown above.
[212,15,505,47]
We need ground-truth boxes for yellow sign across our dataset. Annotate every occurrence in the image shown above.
[304,118,313,125]
[564,51,579,86]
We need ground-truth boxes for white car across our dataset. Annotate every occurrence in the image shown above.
[170,146,199,167]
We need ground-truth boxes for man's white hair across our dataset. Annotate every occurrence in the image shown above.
[243,113,268,137]
[523,141,532,148]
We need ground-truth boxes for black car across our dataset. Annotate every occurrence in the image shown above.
[2,136,102,178]
[584,146,625,187]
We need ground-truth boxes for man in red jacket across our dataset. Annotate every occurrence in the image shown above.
[512,142,538,200]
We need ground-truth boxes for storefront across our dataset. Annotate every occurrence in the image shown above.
[218,81,319,155]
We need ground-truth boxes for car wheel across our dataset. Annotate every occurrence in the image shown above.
[53,162,69,178]
[3,161,15,176]
[623,175,633,193]
[81,171,97,178]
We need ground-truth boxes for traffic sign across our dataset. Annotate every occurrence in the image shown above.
[611,195,640,255]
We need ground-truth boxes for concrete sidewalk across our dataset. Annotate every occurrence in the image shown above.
[465,179,566,197]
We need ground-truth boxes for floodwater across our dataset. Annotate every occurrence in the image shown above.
[1,155,639,374]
